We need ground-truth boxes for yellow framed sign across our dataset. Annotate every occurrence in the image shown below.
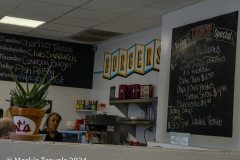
[153,39,161,71]
[127,44,136,76]
[134,44,145,74]
[118,48,128,77]
[103,52,112,79]
[111,49,119,78]
[144,40,154,73]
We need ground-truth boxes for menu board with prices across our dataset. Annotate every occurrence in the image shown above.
[167,11,238,137]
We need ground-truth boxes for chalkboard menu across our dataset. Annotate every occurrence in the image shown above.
[167,11,238,137]
[0,32,94,88]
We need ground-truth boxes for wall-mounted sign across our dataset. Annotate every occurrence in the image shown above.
[103,39,161,79]
[135,44,145,74]
[144,40,155,73]
[118,48,128,77]
[103,52,112,79]
[127,45,136,76]
[167,11,238,137]
[153,40,161,71]
[0,32,95,88]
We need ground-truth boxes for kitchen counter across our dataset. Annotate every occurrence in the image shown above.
[0,139,240,160]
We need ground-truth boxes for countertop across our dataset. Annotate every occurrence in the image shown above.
[0,139,240,160]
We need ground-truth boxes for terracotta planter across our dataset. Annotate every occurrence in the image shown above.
[11,107,45,135]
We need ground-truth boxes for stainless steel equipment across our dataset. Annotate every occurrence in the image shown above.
[85,114,128,144]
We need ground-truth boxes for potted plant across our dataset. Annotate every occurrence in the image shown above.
[8,67,59,140]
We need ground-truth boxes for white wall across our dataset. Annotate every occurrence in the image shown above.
[93,26,161,114]
[157,0,240,150]
[0,80,93,129]
[93,26,161,143]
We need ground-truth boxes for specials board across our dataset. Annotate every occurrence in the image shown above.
[0,32,94,88]
[167,11,238,137]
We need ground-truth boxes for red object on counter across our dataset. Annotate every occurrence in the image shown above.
[75,119,85,130]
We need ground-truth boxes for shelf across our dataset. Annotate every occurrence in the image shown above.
[58,129,86,134]
[109,97,157,105]
[75,109,93,112]
[116,120,155,125]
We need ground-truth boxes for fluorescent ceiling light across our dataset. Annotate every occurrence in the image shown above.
[0,16,45,28]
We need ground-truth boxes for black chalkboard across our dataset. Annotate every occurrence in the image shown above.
[167,11,238,137]
[0,32,94,88]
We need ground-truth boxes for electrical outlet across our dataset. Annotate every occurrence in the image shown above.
[146,126,153,132]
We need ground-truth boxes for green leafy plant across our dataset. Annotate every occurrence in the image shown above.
[8,67,59,109]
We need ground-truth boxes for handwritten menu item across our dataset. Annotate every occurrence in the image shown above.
[0,32,94,88]
[167,11,238,137]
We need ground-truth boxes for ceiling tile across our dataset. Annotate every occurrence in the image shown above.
[61,37,95,44]
[53,16,99,27]
[94,23,142,33]
[108,0,158,6]
[40,23,86,33]
[82,0,140,14]
[127,7,166,20]
[108,15,161,28]
[32,0,90,7]
[69,34,108,43]
[0,0,205,44]
[26,28,72,39]
[149,0,203,10]
[18,0,73,15]
[0,30,25,36]
[66,8,119,22]
[26,34,60,41]
[6,9,59,21]
[0,23,33,33]
[0,0,24,8]
[0,8,14,17]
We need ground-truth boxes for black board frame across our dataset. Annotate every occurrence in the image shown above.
[167,11,238,137]
[0,32,94,89]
